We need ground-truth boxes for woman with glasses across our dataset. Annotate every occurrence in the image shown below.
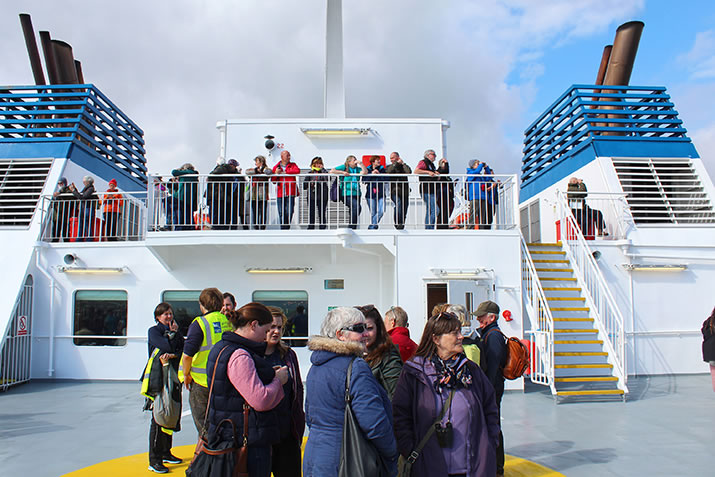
[303,307,398,476]
[357,305,403,399]
[392,312,500,477]
[264,307,305,477]
[303,156,331,229]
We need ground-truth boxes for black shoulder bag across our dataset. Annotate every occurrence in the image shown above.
[338,358,390,477]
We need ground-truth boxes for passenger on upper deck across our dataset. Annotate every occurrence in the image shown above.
[385,152,412,230]
[207,157,245,230]
[69,176,98,242]
[415,149,441,230]
[362,155,388,230]
[246,155,272,230]
[51,177,74,242]
[567,177,607,237]
[331,155,366,230]
[171,163,199,231]
[272,151,300,230]
[434,157,453,230]
[466,160,497,230]
[102,179,123,241]
[302,156,330,230]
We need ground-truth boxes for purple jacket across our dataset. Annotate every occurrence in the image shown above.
[392,356,500,477]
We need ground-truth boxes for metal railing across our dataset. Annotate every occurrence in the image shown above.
[563,191,634,240]
[39,192,147,242]
[147,173,518,231]
[521,235,555,394]
[555,190,628,391]
[0,276,33,391]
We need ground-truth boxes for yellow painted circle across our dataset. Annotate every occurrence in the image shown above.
[62,443,565,476]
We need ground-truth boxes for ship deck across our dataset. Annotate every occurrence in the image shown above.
[1,374,712,476]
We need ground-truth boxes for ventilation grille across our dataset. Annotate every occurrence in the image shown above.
[0,159,53,227]
[613,157,715,224]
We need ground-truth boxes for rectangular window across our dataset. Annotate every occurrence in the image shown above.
[253,290,309,347]
[73,290,128,346]
[162,290,201,337]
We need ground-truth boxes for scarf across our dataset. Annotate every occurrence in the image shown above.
[431,354,472,392]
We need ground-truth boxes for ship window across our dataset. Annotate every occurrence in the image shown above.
[162,290,201,337]
[73,290,127,346]
[253,290,309,347]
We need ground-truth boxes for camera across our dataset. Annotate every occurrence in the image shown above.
[435,421,453,448]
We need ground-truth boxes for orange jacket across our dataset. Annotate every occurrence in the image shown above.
[102,191,124,213]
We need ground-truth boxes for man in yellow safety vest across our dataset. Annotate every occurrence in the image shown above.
[179,287,232,435]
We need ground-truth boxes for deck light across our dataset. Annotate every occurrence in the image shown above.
[300,128,370,137]
[622,264,687,272]
[245,267,312,274]
[431,268,484,278]
[59,266,126,274]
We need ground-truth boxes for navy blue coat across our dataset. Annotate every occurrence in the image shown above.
[303,336,398,477]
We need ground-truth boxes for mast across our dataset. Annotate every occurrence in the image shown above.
[324,0,345,118]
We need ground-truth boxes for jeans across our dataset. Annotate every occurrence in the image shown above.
[422,193,439,230]
[367,196,385,229]
[277,196,296,230]
[345,195,361,229]
[391,194,409,229]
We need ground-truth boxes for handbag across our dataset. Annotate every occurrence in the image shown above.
[152,363,182,429]
[186,346,250,477]
[338,358,389,477]
[330,178,339,202]
[397,389,455,477]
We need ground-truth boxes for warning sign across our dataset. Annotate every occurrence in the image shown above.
[17,316,28,336]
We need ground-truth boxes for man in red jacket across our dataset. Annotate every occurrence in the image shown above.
[384,306,417,362]
[272,150,300,229]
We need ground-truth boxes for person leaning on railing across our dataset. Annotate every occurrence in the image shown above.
[51,177,75,242]
[171,163,199,231]
[434,157,453,230]
[69,176,98,242]
[362,155,389,230]
[385,152,412,230]
[102,179,123,241]
[303,156,331,230]
[272,150,301,230]
[415,149,441,230]
[245,155,272,230]
[330,155,366,230]
[566,177,607,236]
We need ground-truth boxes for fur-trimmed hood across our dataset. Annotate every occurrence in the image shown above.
[307,335,365,357]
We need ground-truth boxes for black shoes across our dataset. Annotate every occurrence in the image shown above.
[162,453,183,464]
[148,462,169,473]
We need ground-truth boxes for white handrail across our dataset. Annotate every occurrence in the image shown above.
[555,190,628,392]
[520,234,556,395]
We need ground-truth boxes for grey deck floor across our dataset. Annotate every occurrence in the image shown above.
[1,374,713,476]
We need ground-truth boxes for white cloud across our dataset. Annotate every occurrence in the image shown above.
[691,123,715,180]
[0,0,645,176]
[678,30,715,80]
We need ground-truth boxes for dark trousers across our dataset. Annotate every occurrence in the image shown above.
[177,199,196,230]
[277,196,296,230]
[392,194,409,229]
[345,195,361,229]
[189,382,209,435]
[271,435,302,477]
[78,207,95,242]
[308,193,328,229]
[478,199,494,229]
[496,389,504,475]
[104,212,120,240]
[248,445,272,477]
[149,417,173,465]
[251,199,268,230]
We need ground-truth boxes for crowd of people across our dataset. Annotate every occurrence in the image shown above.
[142,287,511,477]
[152,149,501,231]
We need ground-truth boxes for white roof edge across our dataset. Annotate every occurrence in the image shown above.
[221,118,447,125]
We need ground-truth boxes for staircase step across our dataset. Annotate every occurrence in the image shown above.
[533,259,570,263]
[547,297,586,301]
[555,363,614,369]
[550,307,589,311]
[529,251,566,255]
[527,242,562,247]
[557,389,624,396]
[555,352,608,356]
[539,277,577,282]
[554,329,598,333]
[536,268,574,272]
[555,339,603,344]
[555,376,618,382]
[553,318,593,322]
[542,287,581,291]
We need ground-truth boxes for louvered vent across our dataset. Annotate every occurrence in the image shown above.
[613,157,715,224]
[0,159,52,227]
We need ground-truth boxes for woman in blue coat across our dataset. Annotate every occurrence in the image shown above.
[303,307,398,477]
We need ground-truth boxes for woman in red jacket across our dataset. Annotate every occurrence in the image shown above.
[271,150,300,230]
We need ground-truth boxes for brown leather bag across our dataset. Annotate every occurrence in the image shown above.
[484,329,530,380]
[186,346,250,477]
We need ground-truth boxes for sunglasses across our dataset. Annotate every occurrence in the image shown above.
[433,312,457,321]
[341,323,367,334]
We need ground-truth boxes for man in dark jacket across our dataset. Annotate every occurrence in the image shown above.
[51,177,74,241]
[476,300,508,477]
[385,152,412,230]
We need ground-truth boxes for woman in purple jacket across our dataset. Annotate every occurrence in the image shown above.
[392,312,500,477]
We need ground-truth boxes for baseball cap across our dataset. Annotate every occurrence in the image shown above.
[475,300,499,317]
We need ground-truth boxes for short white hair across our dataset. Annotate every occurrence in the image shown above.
[423,149,436,159]
[320,307,365,338]
[446,304,468,327]
[83,176,94,185]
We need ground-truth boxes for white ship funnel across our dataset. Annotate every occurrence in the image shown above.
[324,0,345,118]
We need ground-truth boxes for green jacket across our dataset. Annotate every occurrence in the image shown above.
[369,344,403,399]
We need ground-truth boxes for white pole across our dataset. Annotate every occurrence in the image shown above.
[324,0,346,118]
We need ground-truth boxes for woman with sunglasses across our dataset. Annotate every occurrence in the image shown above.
[264,307,305,477]
[357,304,403,399]
[303,307,398,476]
[392,312,500,477]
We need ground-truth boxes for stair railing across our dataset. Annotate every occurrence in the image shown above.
[520,234,556,395]
[555,190,628,392]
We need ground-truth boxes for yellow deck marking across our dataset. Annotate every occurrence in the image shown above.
[62,444,567,476]
[557,389,624,396]
[542,287,581,291]
[528,242,562,247]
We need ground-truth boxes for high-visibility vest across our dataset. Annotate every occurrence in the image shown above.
[141,348,160,399]
[179,311,231,387]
